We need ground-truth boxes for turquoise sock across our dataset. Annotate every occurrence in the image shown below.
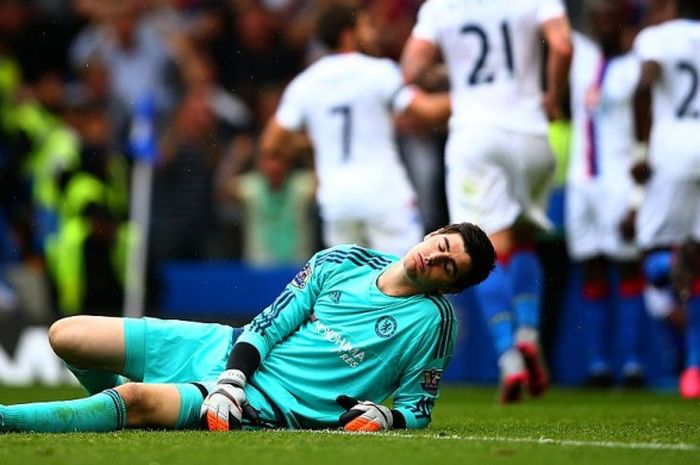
[66,364,126,395]
[0,389,127,432]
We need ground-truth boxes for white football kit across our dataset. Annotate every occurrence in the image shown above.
[566,32,640,261]
[410,0,565,233]
[634,19,700,249]
[275,52,422,256]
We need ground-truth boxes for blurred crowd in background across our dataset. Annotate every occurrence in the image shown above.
[1,0,361,320]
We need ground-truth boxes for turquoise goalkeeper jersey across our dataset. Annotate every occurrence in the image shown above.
[236,245,457,430]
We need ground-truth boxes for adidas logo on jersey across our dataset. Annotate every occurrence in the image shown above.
[329,291,342,304]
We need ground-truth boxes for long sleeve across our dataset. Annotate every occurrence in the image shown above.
[235,250,331,360]
[391,297,457,429]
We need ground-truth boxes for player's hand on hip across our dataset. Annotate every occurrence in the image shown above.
[200,369,252,431]
[619,209,637,242]
[337,395,393,432]
[631,160,653,184]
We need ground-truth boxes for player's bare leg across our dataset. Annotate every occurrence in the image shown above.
[48,316,128,393]
[488,229,516,258]
[116,383,181,428]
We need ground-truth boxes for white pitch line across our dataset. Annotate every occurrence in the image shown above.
[279,429,699,452]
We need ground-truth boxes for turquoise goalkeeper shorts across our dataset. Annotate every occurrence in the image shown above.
[122,317,278,429]
[123,317,237,383]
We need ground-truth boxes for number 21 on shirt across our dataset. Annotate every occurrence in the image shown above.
[461,21,515,86]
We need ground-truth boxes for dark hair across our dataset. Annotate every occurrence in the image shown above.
[437,222,495,292]
[678,0,700,19]
[316,5,359,50]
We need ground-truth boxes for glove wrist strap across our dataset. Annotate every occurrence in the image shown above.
[217,368,246,388]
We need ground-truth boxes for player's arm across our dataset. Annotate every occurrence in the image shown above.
[394,301,456,430]
[203,271,319,432]
[397,0,448,123]
[259,75,311,161]
[339,306,456,431]
[259,117,310,160]
[400,36,440,86]
[235,251,329,361]
[633,61,660,147]
[403,88,451,125]
[629,60,660,186]
[615,60,659,241]
[390,344,449,427]
[541,15,574,121]
[400,0,441,86]
[203,251,330,430]
[391,54,450,125]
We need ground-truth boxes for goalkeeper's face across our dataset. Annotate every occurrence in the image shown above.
[402,232,472,293]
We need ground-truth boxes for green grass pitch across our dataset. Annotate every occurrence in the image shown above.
[1,385,698,465]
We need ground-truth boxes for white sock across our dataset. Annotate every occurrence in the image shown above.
[515,326,539,345]
[498,348,525,377]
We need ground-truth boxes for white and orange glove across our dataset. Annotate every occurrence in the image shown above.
[337,395,393,432]
[200,369,256,431]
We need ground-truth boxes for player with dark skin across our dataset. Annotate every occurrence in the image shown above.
[632,0,700,398]
[573,0,648,388]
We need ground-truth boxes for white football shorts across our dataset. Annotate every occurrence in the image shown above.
[445,125,555,235]
[566,179,640,261]
[322,198,423,257]
[636,168,700,250]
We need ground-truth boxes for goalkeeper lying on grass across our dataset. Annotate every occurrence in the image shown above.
[0,223,495,433]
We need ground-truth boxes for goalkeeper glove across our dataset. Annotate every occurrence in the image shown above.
[337,395,393,432]
[200,369,257,431]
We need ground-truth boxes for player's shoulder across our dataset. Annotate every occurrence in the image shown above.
[635,20,683,46]
[358,53,398,68]
[422,293,456,323]
[314,244,396,271]
[346,53,401,78]
[420,293,457,358]
[633,21,690,63]
[282,65,313,99]
[416,0,439,12]
[656,18,700,41]
[286,56,339,88]
[636,22,664,40]
[657,18,697,32]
